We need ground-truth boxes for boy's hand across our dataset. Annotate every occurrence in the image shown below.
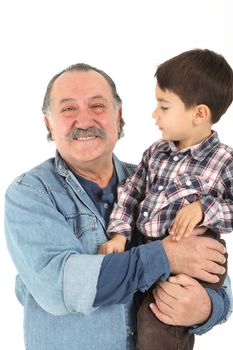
[97,233,127,254]
[170,201,204,241]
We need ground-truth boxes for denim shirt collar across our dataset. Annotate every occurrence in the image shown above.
[54,151,128,231]
[55,151,128,183]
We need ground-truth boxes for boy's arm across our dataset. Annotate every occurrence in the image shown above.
[107,148,151,239]
[200,162,233,233]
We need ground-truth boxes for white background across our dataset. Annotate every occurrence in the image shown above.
[0,0,232,348]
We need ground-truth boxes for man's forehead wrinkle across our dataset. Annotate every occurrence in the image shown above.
[58,95,108,105]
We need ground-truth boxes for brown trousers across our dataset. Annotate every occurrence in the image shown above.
[136,231,227,350]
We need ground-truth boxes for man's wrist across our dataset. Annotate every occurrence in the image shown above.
[189,287,230,335]
[161,235,175,273]
[139,240,170,287]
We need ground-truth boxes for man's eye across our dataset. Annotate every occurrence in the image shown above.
[62,106,75,112]
[91,104,105,112]
[160,106,168,111]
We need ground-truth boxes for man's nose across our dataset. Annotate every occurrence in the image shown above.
[74,108,93,128]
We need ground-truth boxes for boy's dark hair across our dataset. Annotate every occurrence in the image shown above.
[155,49,233,123]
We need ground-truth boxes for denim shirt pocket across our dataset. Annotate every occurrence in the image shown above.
[65,212,99,254]
[165,173,212,204]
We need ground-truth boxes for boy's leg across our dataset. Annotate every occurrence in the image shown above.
[136,291,194,350]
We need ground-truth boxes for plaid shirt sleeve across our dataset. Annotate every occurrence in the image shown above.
[107,147,151,240]
[201,160,233,233]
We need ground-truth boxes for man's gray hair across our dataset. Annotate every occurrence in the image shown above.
[42,63,125,140]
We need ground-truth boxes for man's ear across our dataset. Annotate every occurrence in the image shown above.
[44,115,54,139]
[117,107,122,131]
[193,104,211,126]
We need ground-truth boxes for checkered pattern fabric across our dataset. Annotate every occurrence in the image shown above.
[108,131,233,238]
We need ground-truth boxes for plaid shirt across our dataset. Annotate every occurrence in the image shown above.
[108,131,233,238]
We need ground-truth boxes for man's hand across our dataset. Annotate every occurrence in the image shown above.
[150,274,211,326]
[162,235,226,283]
[170,201,204,241]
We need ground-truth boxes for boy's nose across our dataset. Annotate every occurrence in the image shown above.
[152,109,159,120]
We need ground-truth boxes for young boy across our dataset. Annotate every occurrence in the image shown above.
[98,49,233,349]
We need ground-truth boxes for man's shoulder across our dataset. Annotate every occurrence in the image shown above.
[119,160,137,177]
[7,157,57,191]
[113,153,137,180]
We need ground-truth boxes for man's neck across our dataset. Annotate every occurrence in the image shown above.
[67,158,114,188]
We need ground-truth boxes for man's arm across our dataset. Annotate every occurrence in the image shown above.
[94,235,226,306]
[5,176,226,316]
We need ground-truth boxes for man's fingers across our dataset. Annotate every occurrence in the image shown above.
[152,285,176,316]
[204,237,226,254]
[152,273,213,327]
[194,269,220,283]
[205,248,226,265]
[168,273,199,287]
[162,235,226,279]
[204,260,225,275]
[154,283,177,303]
[149,302,174,325]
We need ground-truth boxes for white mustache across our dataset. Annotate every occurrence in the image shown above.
[65,127,107,141]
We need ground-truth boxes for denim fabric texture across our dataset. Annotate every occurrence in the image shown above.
[5,152,232,349]
[5,153,136,350]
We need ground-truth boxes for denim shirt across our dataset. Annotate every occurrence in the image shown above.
[4,152,232,350]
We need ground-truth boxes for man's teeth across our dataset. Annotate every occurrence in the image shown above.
[76,136,97,141]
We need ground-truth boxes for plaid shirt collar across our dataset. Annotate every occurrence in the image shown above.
[157,130,220,161]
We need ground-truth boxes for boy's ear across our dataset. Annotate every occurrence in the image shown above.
[193,104,211,125]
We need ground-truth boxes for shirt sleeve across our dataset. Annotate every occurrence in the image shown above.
[189,285,231,335]
[201,161,233,233]
[94,240,170,306]
[5,174,170,316]
[4,176,98,315]
[107,147,151,240]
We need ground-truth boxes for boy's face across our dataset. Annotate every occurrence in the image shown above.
[152,84,197,148]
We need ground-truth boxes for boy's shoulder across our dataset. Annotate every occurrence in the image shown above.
[148,139,169,152]
[217,142,233,157]
[141,139,170,160]
[211,142,233,169]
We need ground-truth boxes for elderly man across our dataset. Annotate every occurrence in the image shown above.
[5,63,230,350]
